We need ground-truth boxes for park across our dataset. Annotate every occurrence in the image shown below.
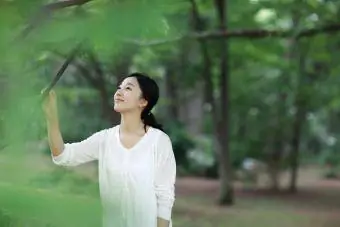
[1,0,340,226]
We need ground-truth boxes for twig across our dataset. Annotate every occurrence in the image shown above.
[40,44,82,99]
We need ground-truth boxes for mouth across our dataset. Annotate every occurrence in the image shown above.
[114,98,124,103]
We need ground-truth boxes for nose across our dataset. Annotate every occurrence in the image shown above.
[115,89,123,98]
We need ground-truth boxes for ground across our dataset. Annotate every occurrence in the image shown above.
[1,150,340,227]
[174,168,340,227]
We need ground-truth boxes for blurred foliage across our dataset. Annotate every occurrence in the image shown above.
[186,135,215,176]
[164,121,195,172]
[1,0,340,224]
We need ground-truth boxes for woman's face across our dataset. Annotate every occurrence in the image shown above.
[113,77,147,113]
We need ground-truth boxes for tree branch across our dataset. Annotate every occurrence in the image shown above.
[197,23,340,39]
[50,50,99,88]
[41,44,82,99]
[43,0,92,10]
[128,23,340,46]
[19,0,93,39]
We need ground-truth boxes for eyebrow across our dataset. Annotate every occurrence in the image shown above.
[118,82,136,88]
[126,82,135,87]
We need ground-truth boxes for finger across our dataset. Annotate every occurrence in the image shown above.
[49,90,56,99]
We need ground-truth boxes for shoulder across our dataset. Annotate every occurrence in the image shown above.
[151,128,173,147]
[93,125,117,138]
[151,129,175,163]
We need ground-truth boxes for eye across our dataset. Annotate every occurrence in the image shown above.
[126,86,132,91]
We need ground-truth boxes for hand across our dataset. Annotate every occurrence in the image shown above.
[157,217,170,227]
[42,90,58,122]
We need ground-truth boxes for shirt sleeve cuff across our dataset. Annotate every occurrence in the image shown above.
[51,144,69,165]
[157,206,172,220]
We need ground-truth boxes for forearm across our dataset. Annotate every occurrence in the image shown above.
[157,217,170,227]
[46,118,64,157]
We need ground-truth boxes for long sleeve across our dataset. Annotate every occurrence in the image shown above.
[154,133,176,221]
[52,129,108,167]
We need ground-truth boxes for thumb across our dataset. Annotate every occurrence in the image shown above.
[49,90,55,98]
[48,90,57,102]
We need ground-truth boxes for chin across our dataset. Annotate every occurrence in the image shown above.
[114,105,130,113]
[114,107,123,113]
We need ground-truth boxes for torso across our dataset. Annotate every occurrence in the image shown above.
[118,126,151,150]
[98,125,160,227]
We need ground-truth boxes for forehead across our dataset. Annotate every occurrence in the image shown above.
[120,77,138,86]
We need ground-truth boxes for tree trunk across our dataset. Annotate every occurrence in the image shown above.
[288,103,306,193]
[267,44,292,191]
[286,11,311,192]
[165,67,179,120]
[268,10,301,191]
[214,0,234,205]
[189,0,214,109]
[288,47,318,192]
[268,82,288,191]
[190,0,234,204]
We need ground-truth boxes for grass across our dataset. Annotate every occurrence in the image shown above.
[0,149,102,227]
[0,183,102,227]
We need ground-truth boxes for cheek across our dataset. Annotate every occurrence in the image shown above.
[124,94,140,106]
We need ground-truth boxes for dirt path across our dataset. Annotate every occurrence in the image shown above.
[175,167,340,217]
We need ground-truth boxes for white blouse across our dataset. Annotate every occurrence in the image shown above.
[52,126,176,227]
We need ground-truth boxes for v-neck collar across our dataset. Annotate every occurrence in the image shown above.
[115,125,153,151]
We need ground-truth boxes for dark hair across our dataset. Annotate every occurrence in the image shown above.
[127,72,163,132]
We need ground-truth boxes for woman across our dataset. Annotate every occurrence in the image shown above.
[43,72,176,227]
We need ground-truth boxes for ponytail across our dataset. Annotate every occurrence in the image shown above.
[141,110,163,132]
[128,72,163,131]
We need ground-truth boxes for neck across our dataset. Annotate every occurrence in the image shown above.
[120,111,144,133]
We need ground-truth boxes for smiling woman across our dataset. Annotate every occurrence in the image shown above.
[43,72,176,227]
[114,73,164,133]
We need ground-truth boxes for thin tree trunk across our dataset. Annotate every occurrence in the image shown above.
[214,0,234,205]
[267,41,293,191]
[286,11,308,193]
[188,0,215,110]
[165,67,179,120]
[190,0,234,204]
[289,103,306,192]
[288,46,317,192]
[268,10,301,191]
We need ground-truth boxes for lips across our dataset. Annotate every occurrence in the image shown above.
[114,98,124,102]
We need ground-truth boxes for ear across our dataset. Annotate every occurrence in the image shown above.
[139,98,148,108]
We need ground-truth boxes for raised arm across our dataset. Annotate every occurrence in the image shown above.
[43,90,106,167]
[43,90,64,157]
[51,129,107,167]
[154,133,176,227]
